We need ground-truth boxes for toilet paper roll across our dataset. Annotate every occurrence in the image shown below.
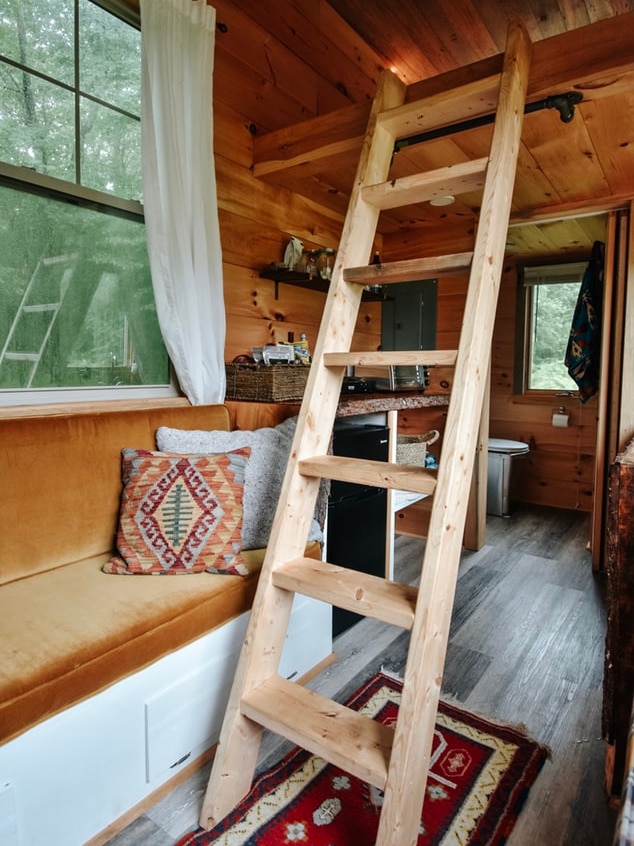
[552,413,569,428]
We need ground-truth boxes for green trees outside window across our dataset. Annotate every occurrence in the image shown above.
[527,281,580,391]
[0,0,170,396]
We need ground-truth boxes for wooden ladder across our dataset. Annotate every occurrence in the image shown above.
[201,22,531,846]
[0,253,77,387]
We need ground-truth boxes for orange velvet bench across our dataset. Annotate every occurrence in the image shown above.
[0,403,328,846]
[1,404,250,742]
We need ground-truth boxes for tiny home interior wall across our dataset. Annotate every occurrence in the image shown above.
[207,1,387,363]
[174,0,617,513]
[491,260,598,512]
[382,216,604,515]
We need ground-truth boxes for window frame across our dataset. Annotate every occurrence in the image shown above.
[513,260,585,399]
[0,0,177,407]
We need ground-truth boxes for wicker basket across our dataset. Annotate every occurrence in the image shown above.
[225,363,310,402]
[396,430,440,465]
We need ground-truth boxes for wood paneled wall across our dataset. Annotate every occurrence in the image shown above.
[382,245,597,515]
[212,0,385,362]
[490,260,598,513]
[212,1,596,513]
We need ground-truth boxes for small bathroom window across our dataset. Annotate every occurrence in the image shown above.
[514,261,585,395]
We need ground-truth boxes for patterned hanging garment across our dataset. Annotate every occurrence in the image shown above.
[565,240,604,403]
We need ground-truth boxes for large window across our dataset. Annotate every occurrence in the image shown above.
[0,0,171,402]
[516,262,586,394]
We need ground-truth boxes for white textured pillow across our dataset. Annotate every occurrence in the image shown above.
[156,416,324,550]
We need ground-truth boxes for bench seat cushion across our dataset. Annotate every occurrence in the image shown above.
[0,541,320,745]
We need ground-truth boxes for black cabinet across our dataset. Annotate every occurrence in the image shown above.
[326,425,389,636]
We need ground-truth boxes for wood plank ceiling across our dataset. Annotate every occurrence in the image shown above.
[126,0,634,260]
[252,0,634,261]
[327,0,632,84]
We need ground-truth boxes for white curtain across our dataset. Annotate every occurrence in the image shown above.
[140,0,225,404]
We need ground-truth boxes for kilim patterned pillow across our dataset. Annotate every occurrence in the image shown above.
[103,447,250,575]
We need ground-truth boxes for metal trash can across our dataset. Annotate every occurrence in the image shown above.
[486,438,529,517]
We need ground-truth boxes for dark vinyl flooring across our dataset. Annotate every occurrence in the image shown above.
[105,505,618,846]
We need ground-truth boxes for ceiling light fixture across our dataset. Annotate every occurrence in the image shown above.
[429,195,455,207]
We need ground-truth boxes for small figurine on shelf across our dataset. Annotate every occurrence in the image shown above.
[283,236,304,271]
[315,247,336,280]
[305,250,317,280]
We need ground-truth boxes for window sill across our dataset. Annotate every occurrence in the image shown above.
[510,390,580,406]
[0,394,190,420]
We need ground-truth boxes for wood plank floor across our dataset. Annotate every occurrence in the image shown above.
[104,505,618,846]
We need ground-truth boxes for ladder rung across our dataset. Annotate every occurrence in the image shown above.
[42,253,78,265]
[344,253,472,286]
[23,303,60,313]
[3,352,39,361]
[273,558,418,629]
[241,676,393,790]
[299,455,437,495]
[378,74,500,140]
[361,158,487,211]
[324,350,457,368]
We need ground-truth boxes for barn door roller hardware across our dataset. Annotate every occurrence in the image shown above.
[394,90,582,155]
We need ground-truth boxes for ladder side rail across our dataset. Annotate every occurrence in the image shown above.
[199,68,407,830]
[0,254,77,384]
[375,22,532,846]
[465,366,491,551]
[25,302,62,388]
[25,262,76,388]
[0,260,43,366]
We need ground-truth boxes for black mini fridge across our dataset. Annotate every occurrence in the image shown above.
[326,424,389,636]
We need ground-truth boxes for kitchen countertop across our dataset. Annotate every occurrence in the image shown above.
[336,391,449,417]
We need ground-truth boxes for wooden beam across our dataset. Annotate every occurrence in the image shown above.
[406,13,634,105]
[508,195,633,226]
[527,13,634,102]
[253,12,634,180]
[253,101,371,179]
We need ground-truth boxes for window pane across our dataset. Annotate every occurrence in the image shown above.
[0,184,169,390]
[79,0,141,114]
[0,68,76,181]
[528,282,579,391]
[0,0,74,85]
[0,1,171,403]
[80,96,141,198]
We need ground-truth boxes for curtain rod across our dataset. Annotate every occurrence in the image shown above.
[393,91,583,155]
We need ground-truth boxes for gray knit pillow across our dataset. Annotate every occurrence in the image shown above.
[156,416,324,550]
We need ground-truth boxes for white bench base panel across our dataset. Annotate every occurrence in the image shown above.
[0,596,332,846]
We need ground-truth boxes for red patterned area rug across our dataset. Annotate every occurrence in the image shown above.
[177,672,548,846]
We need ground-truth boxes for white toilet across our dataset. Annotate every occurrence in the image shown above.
[486,438,530,517]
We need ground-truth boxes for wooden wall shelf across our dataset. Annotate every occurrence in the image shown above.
[259,267,387,301]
